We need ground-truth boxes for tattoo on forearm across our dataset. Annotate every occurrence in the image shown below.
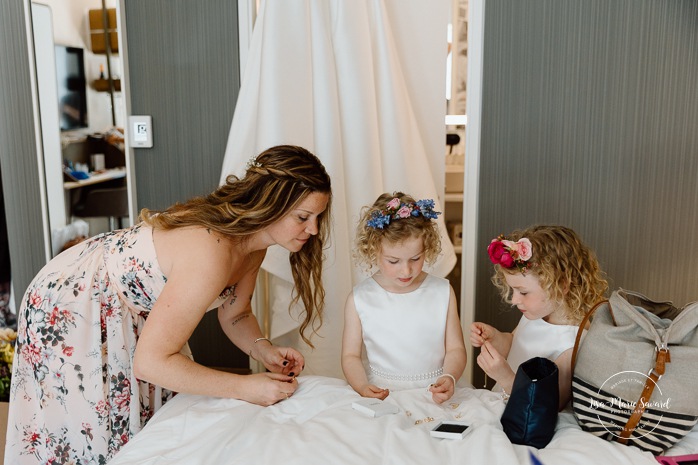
[231,313,250,326]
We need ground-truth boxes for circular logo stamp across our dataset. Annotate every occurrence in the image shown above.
[587,370,671,439]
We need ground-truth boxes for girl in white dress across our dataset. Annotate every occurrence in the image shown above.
[470,225,608,409]
[341,192,466,404]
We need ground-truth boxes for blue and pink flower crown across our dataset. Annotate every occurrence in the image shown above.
[487,235,533,274]
[366,198,441,229]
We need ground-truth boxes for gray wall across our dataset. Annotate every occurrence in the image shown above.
[123,0,241,211]
[474,0,698,385]
[0,1,50,300]
[123,0,245,369]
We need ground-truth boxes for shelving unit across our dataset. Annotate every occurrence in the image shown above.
[88,4,119,125]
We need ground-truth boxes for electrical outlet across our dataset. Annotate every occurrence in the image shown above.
[129,115,153,148]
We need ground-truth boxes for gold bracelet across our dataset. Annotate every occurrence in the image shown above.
[248,337,272,359]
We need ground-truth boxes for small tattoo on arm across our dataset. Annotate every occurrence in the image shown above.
[231,313,250,326]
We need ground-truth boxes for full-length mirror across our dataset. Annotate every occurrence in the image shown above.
[31,0,130,258]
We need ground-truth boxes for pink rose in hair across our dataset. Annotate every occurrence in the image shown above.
[387,198,401,210]
[397,206,411,218]
[516,238,532,261]
[501,240,517,251]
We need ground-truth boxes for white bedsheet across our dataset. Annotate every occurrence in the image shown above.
[109,376,698,465]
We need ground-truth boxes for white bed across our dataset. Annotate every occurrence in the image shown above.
[109,376,698,464]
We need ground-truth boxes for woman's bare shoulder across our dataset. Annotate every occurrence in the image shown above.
[153,226,234,276]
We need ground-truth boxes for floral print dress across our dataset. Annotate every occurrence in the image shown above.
[4,223,231,464]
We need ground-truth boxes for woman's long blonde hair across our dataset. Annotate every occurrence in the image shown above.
[141,145,332,346]
[491,225,608,324]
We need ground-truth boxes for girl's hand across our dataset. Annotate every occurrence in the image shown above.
[476,340,514,386]
[360,384,389,400]
[429,376,455,404]
[240,372,298,406]
[259,345,305,377]
[470,322,497,347]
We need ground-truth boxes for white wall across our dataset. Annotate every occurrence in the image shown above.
[31,0,123,251]
[33,0,122,133]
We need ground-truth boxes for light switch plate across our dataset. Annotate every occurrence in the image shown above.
[129,115,153,148]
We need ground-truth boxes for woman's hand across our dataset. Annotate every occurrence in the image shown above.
[359,384,389,400]
[429,376,455,404]
[258,344,305,377]
[239,372,299,406]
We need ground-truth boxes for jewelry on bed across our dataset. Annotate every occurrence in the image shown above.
[414,416,435,425]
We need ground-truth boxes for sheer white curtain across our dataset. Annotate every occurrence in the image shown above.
[221,0,454,377]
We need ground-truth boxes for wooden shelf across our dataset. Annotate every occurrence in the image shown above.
[444,192,463,202]
[89,8,119,54]
[445,164,465,173]
[93,78,121,92]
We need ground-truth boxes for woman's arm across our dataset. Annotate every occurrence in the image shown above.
[216,255,304,377]
[134,228,296,406]
[341,292,389,399]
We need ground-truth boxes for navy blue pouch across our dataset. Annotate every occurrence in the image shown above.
[500,356,559,449]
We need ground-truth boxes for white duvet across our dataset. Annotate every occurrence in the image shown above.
[109,376,698,465]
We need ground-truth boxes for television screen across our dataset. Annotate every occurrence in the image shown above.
[55,45,88,131]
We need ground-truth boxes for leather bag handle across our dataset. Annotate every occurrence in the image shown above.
[570,299,608,375]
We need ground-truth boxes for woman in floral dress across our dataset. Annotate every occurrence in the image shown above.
[4,145,332,464]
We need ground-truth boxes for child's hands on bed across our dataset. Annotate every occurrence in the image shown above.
[429,376,455,404]
[259,345,305,377]
[359,384,390,400]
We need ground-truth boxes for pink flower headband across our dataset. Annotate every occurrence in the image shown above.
[487,235,533,274]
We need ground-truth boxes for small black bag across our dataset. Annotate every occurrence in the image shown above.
[500,356,559,449]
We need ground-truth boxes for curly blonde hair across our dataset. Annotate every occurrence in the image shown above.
[140,145,332,346]
[353,192,441,272]
[491,225,608,324]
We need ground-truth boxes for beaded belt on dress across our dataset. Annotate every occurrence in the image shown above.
[370,366,443,382]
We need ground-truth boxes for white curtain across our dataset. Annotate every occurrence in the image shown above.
[221,0,454,378]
